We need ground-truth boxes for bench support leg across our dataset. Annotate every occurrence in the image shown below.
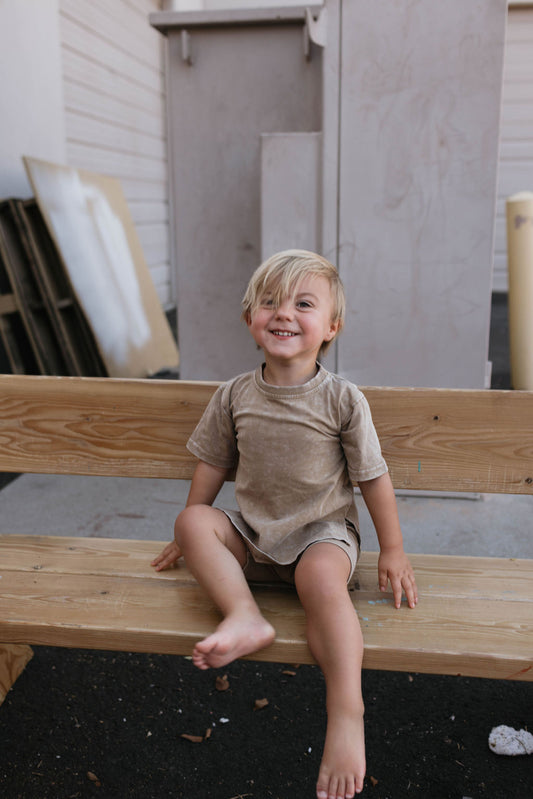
[0,644,34,706]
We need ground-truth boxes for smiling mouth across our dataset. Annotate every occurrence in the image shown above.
[271,330,297,337]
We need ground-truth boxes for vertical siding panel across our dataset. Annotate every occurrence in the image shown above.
[59,0,172,308]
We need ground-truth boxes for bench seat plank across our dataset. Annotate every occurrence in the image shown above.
[1,536,531,682]
[1,536,531,603]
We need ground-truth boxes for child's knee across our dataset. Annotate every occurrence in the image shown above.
[174,504,210,546]
[296,546,351,603]
[295,553,323,587]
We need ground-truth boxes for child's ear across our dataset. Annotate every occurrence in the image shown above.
[244,311,252,328]
[324,319,341,342]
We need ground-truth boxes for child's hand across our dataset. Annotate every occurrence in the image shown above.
[378,547,418,609]
[151,541,183,571]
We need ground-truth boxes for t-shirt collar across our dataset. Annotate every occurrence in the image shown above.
[255,362,329,396]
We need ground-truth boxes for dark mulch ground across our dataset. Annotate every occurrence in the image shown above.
[0,646,531,798]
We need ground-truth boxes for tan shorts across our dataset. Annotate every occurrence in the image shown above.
[239,524,361,591]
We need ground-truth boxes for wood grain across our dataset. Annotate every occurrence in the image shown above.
[365,386,533,494]
[0,375,532,494]
[1,536,531,681]
[1,376,532,682]
[0,375,216,479]
[2,536,531,602]
[0,644,34,705]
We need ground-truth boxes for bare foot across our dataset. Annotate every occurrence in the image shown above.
[192,611,275,670]
[316,709,366,799]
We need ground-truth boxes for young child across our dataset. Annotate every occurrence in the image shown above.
[152,249,418,799]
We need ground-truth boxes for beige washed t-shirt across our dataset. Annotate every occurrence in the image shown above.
[186,364,388,565]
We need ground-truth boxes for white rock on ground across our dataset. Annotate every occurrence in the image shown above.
[488,725,533,756]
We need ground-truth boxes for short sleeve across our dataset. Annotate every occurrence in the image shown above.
[341,392,388,483]
[186,382,238,469]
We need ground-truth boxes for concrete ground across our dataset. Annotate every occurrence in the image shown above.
[1,472,531,560]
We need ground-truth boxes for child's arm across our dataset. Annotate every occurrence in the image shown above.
[185,459,230,507]
[358,472,418,609]
[151,459,230,571]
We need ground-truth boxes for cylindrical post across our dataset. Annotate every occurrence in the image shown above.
[506,192,533,390]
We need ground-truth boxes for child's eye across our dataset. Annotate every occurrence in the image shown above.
[259,297,274,307]
[297,300,312,309]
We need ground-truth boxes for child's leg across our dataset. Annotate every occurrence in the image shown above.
[175,504,275,669]
[295,543,365,799]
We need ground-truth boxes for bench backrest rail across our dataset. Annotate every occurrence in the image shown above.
[0,375,532,495]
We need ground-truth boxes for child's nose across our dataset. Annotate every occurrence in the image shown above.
[275,300,294,319]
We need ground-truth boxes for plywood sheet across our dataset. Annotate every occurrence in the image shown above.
[24,157,179,378]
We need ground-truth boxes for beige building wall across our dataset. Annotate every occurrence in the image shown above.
[59,0,172,308]
[0,0,66,198]
[2,0,530,372]
[0,0,172,310]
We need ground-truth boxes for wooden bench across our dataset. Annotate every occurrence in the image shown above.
[0,374,532,702]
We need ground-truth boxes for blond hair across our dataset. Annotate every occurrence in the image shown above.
[242,249,345,354]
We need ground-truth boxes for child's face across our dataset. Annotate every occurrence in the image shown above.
[246,274,340,368]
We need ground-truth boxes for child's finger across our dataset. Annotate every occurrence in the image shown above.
[398,571,417,608]
[393,580,404,609]
[378,565,389,592]
[404,575,418,608]
[151,543,182,570]
[386,574,403,609]
[151,548,171,566]
[154,554,178,571]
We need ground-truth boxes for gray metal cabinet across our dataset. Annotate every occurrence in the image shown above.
[152,1,507,387]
